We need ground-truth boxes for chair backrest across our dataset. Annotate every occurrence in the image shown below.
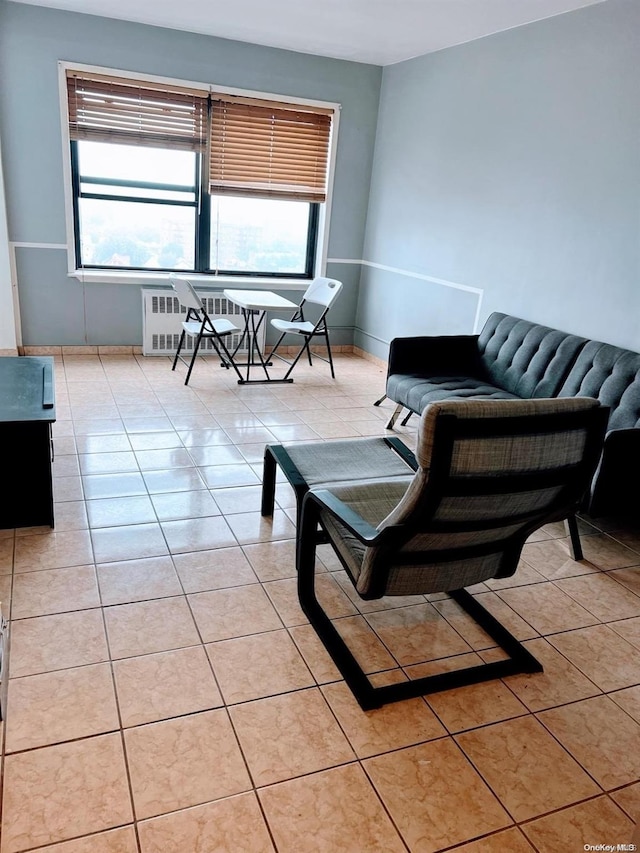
[302,277,342,309]
[356,397,608,597]
[169,274,204,313]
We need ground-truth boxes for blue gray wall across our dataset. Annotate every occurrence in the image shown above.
[0,1,381,346]
[356,0,640,359]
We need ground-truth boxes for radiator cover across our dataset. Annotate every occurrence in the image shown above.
[141,288,263,357]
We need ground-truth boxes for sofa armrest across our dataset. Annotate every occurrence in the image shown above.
[387,335,483,379]
[588,428,640,517]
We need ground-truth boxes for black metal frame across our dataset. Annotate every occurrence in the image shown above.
[262,404,608,710]
[171,304,243,385]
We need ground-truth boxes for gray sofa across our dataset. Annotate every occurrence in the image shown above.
[383,312,640,518]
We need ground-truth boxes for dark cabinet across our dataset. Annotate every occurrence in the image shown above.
[0,356,56,529]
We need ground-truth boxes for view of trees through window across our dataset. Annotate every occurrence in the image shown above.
[74,141,315,275]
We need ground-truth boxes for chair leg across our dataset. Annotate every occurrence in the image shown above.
[565,513,583,560]
[373,394,387,407]
[282,337,313,381]
[184,333,202,386]
[172,330,186,371]
[385,403,403,430]
[324,329,336,379]
[400,411,413,427]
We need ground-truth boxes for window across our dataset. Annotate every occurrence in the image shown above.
[66,70,334,277]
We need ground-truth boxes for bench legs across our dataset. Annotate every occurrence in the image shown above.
[385,403,404,430]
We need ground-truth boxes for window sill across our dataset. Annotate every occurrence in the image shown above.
[68,270,310,290]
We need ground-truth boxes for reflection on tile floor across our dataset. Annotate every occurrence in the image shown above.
[1,352,639,851]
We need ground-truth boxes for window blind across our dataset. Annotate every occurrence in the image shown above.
[66,71,334,202]
[66,72,208,152]
[208,97,333,203]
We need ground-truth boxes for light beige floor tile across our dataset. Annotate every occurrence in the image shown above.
[97,555,182,605]
[538,695,640,789]
[364,739,511,852]
[124,709,251,819]
[322,681,445,757]
[207,629,314,703]
[34,826,138,853]
[53,475,85,503]
[176,427,231,447]
[138,793,274,853]
[134,447,194,470]
[5,663,119,752]
[75,434,132,454]
[9,609,109,677]
[264,575,357,628]
[224,509,296,545]
[556,572,640,621]
[50,500,89,531]
[608,567,640,597]
[471,592,539,641]
[209,484,264,514]
[288,624,342,683]
[82,472,147,500]
[91,522,169,563]
[456,716,600,821]
[104,596,199,659]
[86,495,156,528]
[113,645,222,726]
[331,614,399,673]
[431,597,497,650]
[0,537,14,574]
[549,624,640,691]
[185,444,245,466]
[452,828,536,853]
[149,489,220,520]
[243,539,298,581]
[229,687,355,786]
[426,680,528,733]
[189,584,282,642]
[11,565,100,618]
[172,546,257,592]
[259,764,405,853]
[142,467,206,494]
[496,582,598,634]
[365,603,472,666]
[199,463,261,489]
[521,538,598,579]
[79,451,138,475]
[612,781,640,823]
[2,733,132,852]
[14,529,94,572]
[579,534,640,569]
[522,796,634,853]
[505,637,601,711]
[610,616,640,649]
[610,685,640,723]
[161,515,236,553]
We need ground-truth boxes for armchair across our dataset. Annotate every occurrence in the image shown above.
[266,397,607,709]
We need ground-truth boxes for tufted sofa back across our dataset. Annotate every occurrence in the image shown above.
[478,313,587,400]
[559,341,640,432]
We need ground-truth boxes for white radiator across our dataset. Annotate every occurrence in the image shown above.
[141,288,263,357]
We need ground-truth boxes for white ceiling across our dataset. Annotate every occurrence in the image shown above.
[13,0,606,65]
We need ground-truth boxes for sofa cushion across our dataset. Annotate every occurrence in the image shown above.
[478,313,587,399]
[559,340,640,431]
[386,374,519,414]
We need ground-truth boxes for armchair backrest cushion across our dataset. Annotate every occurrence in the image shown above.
[355,397,606,597]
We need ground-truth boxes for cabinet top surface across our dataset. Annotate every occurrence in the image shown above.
[0,357,56,423]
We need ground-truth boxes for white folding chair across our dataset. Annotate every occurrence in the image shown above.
[269,277,343,379]
[169,275,243,385]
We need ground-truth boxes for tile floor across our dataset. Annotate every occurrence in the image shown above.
[1,351,640,853]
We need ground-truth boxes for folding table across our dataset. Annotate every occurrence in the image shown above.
[223,289,298,384]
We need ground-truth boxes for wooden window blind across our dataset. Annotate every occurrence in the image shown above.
[66,71,208,152]
[208,97,333,202]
